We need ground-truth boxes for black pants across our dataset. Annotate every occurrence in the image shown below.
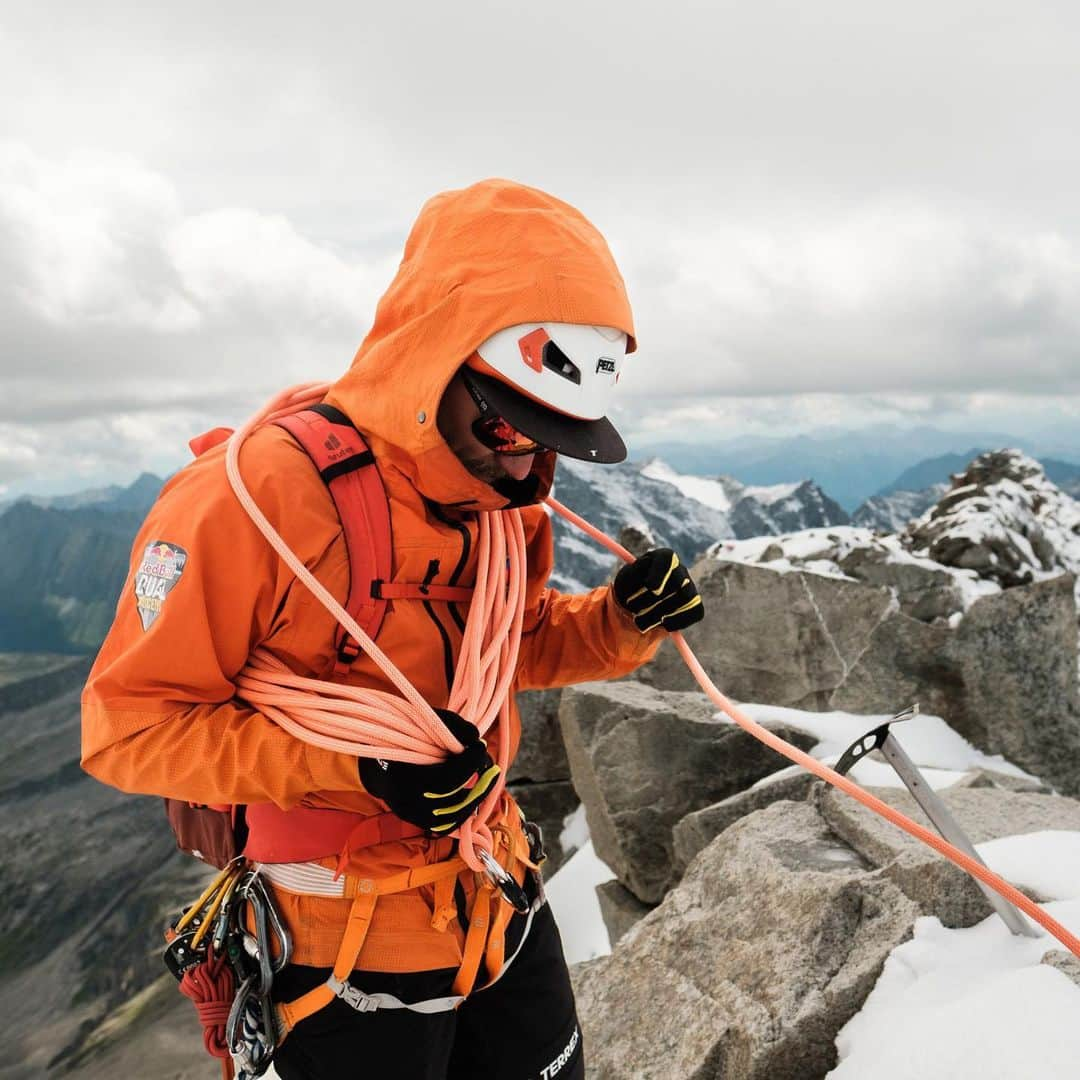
[270,899,584,1080]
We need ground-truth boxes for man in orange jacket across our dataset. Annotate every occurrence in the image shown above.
[82,179,704,1079]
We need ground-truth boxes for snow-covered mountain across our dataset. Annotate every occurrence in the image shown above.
[852,452,1080,534]
[547,458,734,591]
[851,484,948,532]
[905,449,1080,598]
[729,478,849,536]
[548,457,850,592]
[631,424,1041,510]
[707,449,1080,621]
[639,460,848,536]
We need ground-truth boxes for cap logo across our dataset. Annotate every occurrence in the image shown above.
[596,358,617,374]
[518,328,550,373]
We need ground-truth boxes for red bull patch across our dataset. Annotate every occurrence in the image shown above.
[133,540,188,631]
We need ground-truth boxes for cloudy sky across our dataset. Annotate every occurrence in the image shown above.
[2,1,1079,496]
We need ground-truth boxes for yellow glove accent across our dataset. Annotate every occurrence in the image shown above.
[429,764,502,816]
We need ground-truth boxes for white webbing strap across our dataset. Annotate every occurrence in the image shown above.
[255,860,347,897]
[326,975,466,1015]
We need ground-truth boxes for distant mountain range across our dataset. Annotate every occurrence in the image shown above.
[0,472,165,515]
[629,426,1080,511]
[3,446,1076,654]
[0,473,164,652]
[877,450,1080,500]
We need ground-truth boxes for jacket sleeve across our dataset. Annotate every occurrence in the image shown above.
[512,504,665,692]
[80,432,362,809]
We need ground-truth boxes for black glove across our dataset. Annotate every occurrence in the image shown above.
[612,547,705,633]
[359,709,500,835]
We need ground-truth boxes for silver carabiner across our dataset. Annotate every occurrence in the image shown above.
[226,974,277,1080]
[237,871,292,975]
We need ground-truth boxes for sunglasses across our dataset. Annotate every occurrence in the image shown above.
[462,371,546,456]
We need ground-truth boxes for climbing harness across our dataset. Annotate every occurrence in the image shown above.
[266,796,542,1043]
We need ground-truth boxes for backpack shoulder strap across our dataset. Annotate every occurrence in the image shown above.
[273,404,391,674]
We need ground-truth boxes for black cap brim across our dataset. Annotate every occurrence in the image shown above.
[464,368,626,464]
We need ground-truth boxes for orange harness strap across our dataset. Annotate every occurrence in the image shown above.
[430,870,458,934]
[277,857,468,1034]
[483,826,534,980]
[453,883,495,999]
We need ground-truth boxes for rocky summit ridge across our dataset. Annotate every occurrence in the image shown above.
[904,449,1080,599]
[563,449,1080,1076]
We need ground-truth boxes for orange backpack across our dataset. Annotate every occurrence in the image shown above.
[164,403,395,868]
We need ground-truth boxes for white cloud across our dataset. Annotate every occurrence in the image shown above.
[168,207,384,329]
[0,431,38,477]
[0,143,196,331]
[3,2,1080,495]
[0,141,397,432]
[620,203,1080,399]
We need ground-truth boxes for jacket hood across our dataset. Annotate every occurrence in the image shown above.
[325,179,636,511]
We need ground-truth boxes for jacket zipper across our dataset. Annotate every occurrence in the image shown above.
[417,558,455,695]
[426,500,472,635]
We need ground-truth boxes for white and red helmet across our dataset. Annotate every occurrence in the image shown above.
[464,322,629,463]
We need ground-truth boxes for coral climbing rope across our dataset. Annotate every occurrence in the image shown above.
[225,382,525,875]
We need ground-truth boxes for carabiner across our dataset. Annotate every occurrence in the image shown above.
[477,848,530,914]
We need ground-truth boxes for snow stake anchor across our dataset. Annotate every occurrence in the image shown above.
[835,704,1039,939]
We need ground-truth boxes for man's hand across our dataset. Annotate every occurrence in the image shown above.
[612,547,705,633]
[359,710,500,834]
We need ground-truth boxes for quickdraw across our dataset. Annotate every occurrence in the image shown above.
[164,860,292,1080]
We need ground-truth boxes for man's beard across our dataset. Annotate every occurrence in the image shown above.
[459,453,541,507]
[459,455,511,485]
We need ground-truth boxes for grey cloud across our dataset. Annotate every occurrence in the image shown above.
[5,1,1080,226]
[3,1,1080,494]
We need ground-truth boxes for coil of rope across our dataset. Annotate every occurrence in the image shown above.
[226,383,525,874]
[227,385,1080,961]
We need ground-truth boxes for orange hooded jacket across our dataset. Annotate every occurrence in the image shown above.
[81,179,664,973]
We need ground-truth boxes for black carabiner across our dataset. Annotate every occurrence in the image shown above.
[477,848,530,914]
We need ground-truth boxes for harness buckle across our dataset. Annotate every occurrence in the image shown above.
[331,977,380,1013]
